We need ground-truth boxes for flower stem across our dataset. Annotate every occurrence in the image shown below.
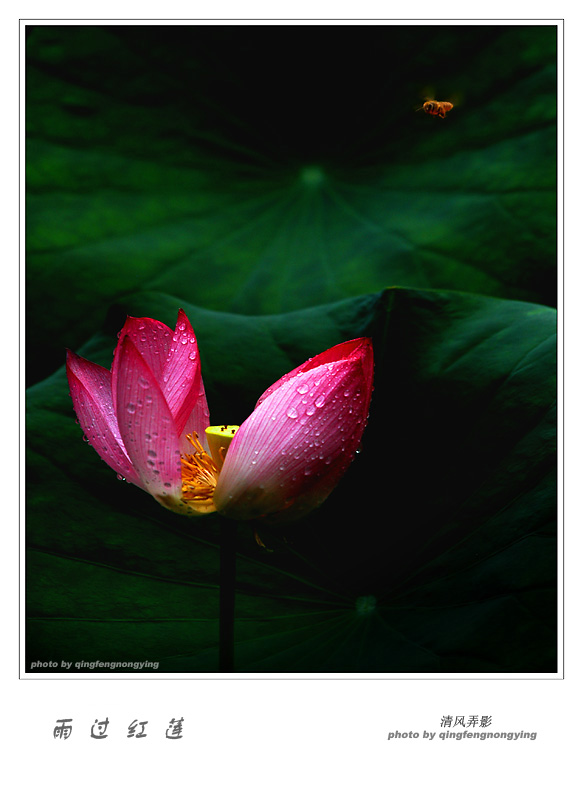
[219,516,236,672]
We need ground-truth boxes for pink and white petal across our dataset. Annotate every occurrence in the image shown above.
[114,335,183,501]
[111,316,174,415]
[66,350,143,488]
[214,348,373,521]
[178,392,210,455]
[255,338,373,407]
[162,309,210,442]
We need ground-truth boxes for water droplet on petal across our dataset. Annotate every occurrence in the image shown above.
[286,407,298,419]
[138,376,149,389]
[126,403,136,414]
[297,384,309,394]
[314,395,326,408]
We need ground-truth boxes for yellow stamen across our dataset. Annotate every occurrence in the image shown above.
[180,427,239,511]
[181,432,220,507]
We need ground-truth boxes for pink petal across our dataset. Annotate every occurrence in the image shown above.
[162,309,210,449]
[214,338,373,522]
[114,335,183,500]
[111,316,174,416]
[255,338,372,407]
[66,350,144,488]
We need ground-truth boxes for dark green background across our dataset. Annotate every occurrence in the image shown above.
[26,24,557,672]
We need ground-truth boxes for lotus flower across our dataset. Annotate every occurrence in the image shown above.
[67,310,374,523]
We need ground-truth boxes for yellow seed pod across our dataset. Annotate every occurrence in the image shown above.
[205,425,240,467]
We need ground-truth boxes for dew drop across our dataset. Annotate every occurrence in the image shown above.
[147,449,157,458]
[116,474,126,481]
[306,406,315,416]
[297,384,309,395]
[126,403,136,414]
[314,395,326,408]
[164,482,172,488]
[286,407,299,419]
[138,376,150,389]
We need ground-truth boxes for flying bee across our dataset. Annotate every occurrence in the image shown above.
[417,99,454,119]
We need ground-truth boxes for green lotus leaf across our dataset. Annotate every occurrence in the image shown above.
[26,25,557,384]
